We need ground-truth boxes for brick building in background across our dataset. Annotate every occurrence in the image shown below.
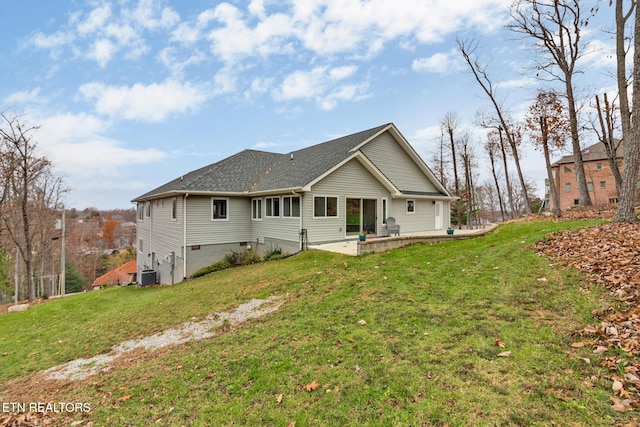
[549,140,639,211]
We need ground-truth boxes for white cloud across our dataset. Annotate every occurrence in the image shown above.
[29,0,178,67]
[496,77,538,89]
[35,112,167,180]
[30,31,74,50]
[275,65,367,110]
[170,22,201,45]
[129,0,180,30]
[3,88,46,107]
[78,80,210,122]
[88,38,116,68]
[412,50,462,74]
[197,0,508,64]
[77,4,112,35]
[159,47,207,77]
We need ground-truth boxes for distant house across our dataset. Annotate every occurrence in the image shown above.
[549,140,640,211]
[91,260,138,289]
[132,123,455,284]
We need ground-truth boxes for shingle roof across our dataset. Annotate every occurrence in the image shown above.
[551,140,623,166]
[91,260,138,287]
[132,124,390,201]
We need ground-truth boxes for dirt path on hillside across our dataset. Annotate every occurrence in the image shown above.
[0,296,283,425]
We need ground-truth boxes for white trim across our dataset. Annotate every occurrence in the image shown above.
[265,196,281,218]
[381,197,388,225]
[303,153,400,195]
[406,199,416,214]
[435,200,443,229]
[282,195,301,218]
[171,198,177,221]
[313,195,339,218]
[211,197,229,221]
[251,198,263,221]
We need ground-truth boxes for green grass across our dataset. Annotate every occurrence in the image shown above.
[1,219,632,426]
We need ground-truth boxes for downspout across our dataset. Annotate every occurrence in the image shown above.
[298,191,304,251]
[183,193,189,280]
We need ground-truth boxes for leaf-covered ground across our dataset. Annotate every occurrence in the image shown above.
[533,207,640,414]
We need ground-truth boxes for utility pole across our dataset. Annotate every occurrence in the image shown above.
[55,204,66,296]
[61,205,65,296]
[14,251,19,305]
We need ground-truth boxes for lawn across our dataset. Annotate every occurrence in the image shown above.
[0,219,633,426]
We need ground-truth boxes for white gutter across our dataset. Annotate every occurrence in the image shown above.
[183,193,189,280]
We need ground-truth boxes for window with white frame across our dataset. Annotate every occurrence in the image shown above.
[283,196,300,217]
[138,238,143,253]
[314,196,338,217]
[138,204,144,220]
[171,198,177,221]
[382,198,388,224]
[211,198,228,220]
[406,199,415,214]
[265,197,280,217]
[252,198,262,220]
[145,202,151,217]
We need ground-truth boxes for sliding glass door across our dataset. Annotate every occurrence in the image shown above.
[346,198,376,236]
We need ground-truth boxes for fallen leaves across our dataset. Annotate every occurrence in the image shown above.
[305,380,318,392]
[533,213,640,408]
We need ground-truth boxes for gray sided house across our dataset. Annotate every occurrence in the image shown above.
[132,123,454,284]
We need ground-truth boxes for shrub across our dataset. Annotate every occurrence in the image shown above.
[263,245,283,261]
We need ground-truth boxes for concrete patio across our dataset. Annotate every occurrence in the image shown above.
[309,224,498,256]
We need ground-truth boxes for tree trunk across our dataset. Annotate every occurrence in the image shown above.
[506,136,532,214]
[447,127,462,228]
[565,74,591,207]
[616,2,640,222]
[616,0,632,145]
[596,94,624,195]
[488,149,506,221]
[499,127,516,217]
[540,116,561,217]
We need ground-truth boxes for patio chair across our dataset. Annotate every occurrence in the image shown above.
[386,217,400,236]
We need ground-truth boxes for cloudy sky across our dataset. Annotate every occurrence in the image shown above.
[0,0,618,210]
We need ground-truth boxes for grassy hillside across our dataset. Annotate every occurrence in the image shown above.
[1,220,632,426]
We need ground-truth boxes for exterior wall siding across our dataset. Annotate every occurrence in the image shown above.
[252,212,302,245]
[306,159,391,244]
[361,131,438,192]
[136,197,185,285]
[185,196,252,245]
[388,198,437,234]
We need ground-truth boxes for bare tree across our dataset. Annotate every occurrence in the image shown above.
[457,38,532,214]
[615,0,640,222]
[524,91,571,216]
[509,0,592,207]
[430,129,450,190]
[594,93,624,195]
[0,114,66,301]
[614,0,634,149]
[459,132,478,228]
[441,113,463,228]
[484,131,507,221]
